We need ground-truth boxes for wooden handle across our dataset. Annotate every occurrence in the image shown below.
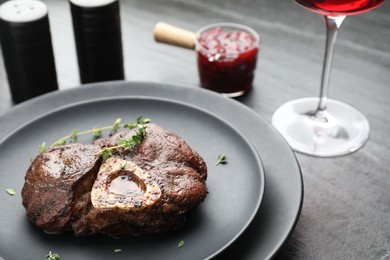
[154,22,196,50]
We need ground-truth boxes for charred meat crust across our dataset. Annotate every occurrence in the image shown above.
[21,123,208,236]
[21,143,102,232]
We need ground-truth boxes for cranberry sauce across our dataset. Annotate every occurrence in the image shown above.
[196,25,259,96]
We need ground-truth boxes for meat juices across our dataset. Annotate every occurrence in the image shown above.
[21,123,208,237]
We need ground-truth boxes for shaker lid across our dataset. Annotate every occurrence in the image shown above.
[69,0,117,8]
[0,0,47,23]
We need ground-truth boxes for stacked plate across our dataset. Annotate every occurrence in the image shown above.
[0,82,302,260]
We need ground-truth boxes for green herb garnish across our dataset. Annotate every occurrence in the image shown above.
[120,160,127,169]
[216,154,227,165]
[124,116,151,129]
[5,188,16,196]
[109,118,122,136]
[54,139,66,146]
[178,240,185,248]
[101,147,113,163]
[37,116,151,163]
[46,251,60,260]
[92,127,102,139]
[40,116,150,151]
[70,130,79,143]
[96,124,148,162]
[39,142,47,153]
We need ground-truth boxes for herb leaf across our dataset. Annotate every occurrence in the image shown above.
[124,116,151,129]
[39,142,46,153]
[137,116,151,125]
[70,130,79,143]
[178,240,185,248]
[115,125,147,149]
[216,154,227,165]
[92,127,102,139]
[6,188,16,196]
[46,251,60,260]
[120,161,127,169]
[116,137,136,149]
[110,118,122,135]
[101,148,113,162]
[54,139,66,146]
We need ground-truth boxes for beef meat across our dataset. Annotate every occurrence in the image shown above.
[21,143,101,233]
[22,123,208,237]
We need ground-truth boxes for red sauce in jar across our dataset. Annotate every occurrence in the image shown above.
[196,26,259,96]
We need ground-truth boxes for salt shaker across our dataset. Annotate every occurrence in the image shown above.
[69,0,124,84]
[0,0,58,104]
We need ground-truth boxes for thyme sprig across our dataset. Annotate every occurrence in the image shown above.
[178,240,185,248]
[46,251,60,260]
[38,116,151,155]
[41,116,151,150]
[97,124,148,162]
[216,154,227,165]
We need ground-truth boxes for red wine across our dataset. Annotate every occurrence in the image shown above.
[295,0,385,16]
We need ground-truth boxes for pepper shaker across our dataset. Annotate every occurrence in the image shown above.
[69,0,124,84]
[0,0,58,104]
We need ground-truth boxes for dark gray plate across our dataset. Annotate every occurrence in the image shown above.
[0,96,265,260]
[0,81,303,260]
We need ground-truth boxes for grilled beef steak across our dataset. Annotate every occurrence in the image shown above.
[21,143,101,233]
[22,123,208,236]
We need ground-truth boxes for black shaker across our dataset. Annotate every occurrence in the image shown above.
[69,0,124,84]
[0,0,58,104]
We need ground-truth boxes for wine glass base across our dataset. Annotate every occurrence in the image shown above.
[271,97,370,157]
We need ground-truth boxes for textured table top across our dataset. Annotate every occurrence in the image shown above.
[0,0,389,259]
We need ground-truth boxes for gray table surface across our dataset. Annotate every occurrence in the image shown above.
[0,0,389,259]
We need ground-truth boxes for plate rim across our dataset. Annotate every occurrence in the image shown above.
[0,81,303,259]
[0,94,266,260]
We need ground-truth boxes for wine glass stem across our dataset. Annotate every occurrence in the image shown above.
[316,15,346,113]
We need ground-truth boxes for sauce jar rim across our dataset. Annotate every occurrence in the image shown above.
[194,22,260,56]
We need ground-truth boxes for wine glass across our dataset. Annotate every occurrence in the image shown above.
[271,0,385,157]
